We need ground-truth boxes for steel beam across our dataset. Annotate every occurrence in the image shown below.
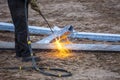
[36,25,73,43]
[70,32,120,42]
[0,41,120,51]
[0,22,120,42]
[0,22,52,35]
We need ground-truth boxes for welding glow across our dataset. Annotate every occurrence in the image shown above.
[53,38,73,59]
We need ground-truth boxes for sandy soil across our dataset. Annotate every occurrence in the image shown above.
[0,0,120,80]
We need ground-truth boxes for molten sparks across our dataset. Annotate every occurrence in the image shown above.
[52,37,73,59]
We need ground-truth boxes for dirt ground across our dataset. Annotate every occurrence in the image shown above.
[0,0,120,80]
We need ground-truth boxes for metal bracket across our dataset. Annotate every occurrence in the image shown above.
[36,25,73,43]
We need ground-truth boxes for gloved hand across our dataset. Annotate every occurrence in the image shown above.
[30,0,40,12]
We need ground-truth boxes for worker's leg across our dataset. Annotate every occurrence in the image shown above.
[7,0,30,57]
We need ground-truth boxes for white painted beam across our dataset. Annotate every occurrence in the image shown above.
[0,41,120,52]
[0,22,120,42]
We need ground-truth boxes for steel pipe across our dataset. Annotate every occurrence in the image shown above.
[1,22,120,42]
[0,41,120,51]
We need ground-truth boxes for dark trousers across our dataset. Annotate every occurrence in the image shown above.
[8,0,30,57]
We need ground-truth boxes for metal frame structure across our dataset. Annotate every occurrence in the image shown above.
[0,22,120,52]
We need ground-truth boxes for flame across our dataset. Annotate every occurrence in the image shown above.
[52,36,73,59]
